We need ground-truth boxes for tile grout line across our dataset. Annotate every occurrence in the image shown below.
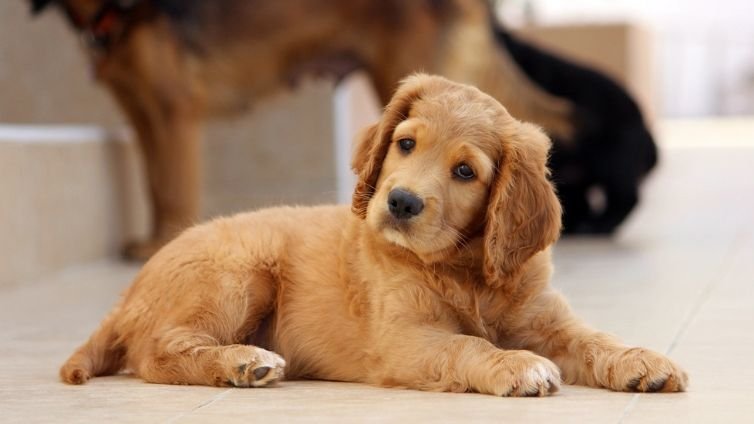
[665,231,748,356]
[615,230,749,424]
[617,394,641,424]
[163,388,234,424]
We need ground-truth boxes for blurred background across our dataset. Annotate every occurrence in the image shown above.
[1,0,754,287]
[499,0,754,118]
[3,3,754,420]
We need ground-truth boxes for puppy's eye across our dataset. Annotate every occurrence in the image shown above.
[398,138,415,153]
[453,163,475,180]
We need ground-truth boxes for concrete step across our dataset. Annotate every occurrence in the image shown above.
[0,125,148,288]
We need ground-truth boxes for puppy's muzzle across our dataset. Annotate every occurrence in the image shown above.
[387,188,424,220]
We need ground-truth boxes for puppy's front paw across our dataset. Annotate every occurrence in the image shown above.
[221,345,286,388]
[599,347,688,393]
[484,351,561,397]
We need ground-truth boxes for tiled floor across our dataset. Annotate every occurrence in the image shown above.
[1,126,753,422]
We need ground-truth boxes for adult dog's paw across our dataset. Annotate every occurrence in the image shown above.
[483,351,561,397]
[600,347,688,393]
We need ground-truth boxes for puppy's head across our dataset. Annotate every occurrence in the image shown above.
[352,74,561,284]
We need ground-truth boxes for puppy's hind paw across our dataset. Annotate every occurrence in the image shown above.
[223,345,286,388]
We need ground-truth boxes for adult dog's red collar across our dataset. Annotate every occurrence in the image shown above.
[45,0,145,52]
[89,9,118,42]
[82,0,142,51]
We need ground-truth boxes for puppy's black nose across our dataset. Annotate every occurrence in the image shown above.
[387,188,424,219]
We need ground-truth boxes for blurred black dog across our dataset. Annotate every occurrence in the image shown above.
[496,27,658,234]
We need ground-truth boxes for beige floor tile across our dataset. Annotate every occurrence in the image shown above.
[622,230,754,423]
[0,137,148,288]
[552,148,754,352]
[175,383,633,423]
[2,377,225,424]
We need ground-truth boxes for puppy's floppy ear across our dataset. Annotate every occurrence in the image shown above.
[483,122,562,288]
[30,0,54,14]
[350,123,378,217]
[350,74,428,218]
[350,123,379,180]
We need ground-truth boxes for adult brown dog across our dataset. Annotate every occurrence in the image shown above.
[60,75,686,395]
[30,0,575,259]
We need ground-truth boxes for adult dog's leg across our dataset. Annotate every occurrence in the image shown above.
[105,26,204,260]
[506,289,688,392]
[133,97,201,260]
[111,86,202,260]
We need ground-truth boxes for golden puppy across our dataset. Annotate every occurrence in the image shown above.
[60,75,687,396]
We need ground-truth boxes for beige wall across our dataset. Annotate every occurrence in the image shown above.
[516,23,656,122]
[0,1,122,124]
[203,81,339,217]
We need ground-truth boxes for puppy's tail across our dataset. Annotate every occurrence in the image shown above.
[60,311,125,384]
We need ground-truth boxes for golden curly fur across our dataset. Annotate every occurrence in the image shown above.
[60,75,687,396]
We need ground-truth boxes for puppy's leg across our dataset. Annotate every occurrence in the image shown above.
[373,328,560,397]
[508,290,688,392]
[60,309,126,384]
[131,265,285,387]
[138,329,285,387]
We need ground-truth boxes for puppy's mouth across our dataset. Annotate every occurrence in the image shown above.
[378,213,462,262]
[380,214,413,234]
[383,211,412,227]
[378,212,417,244]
